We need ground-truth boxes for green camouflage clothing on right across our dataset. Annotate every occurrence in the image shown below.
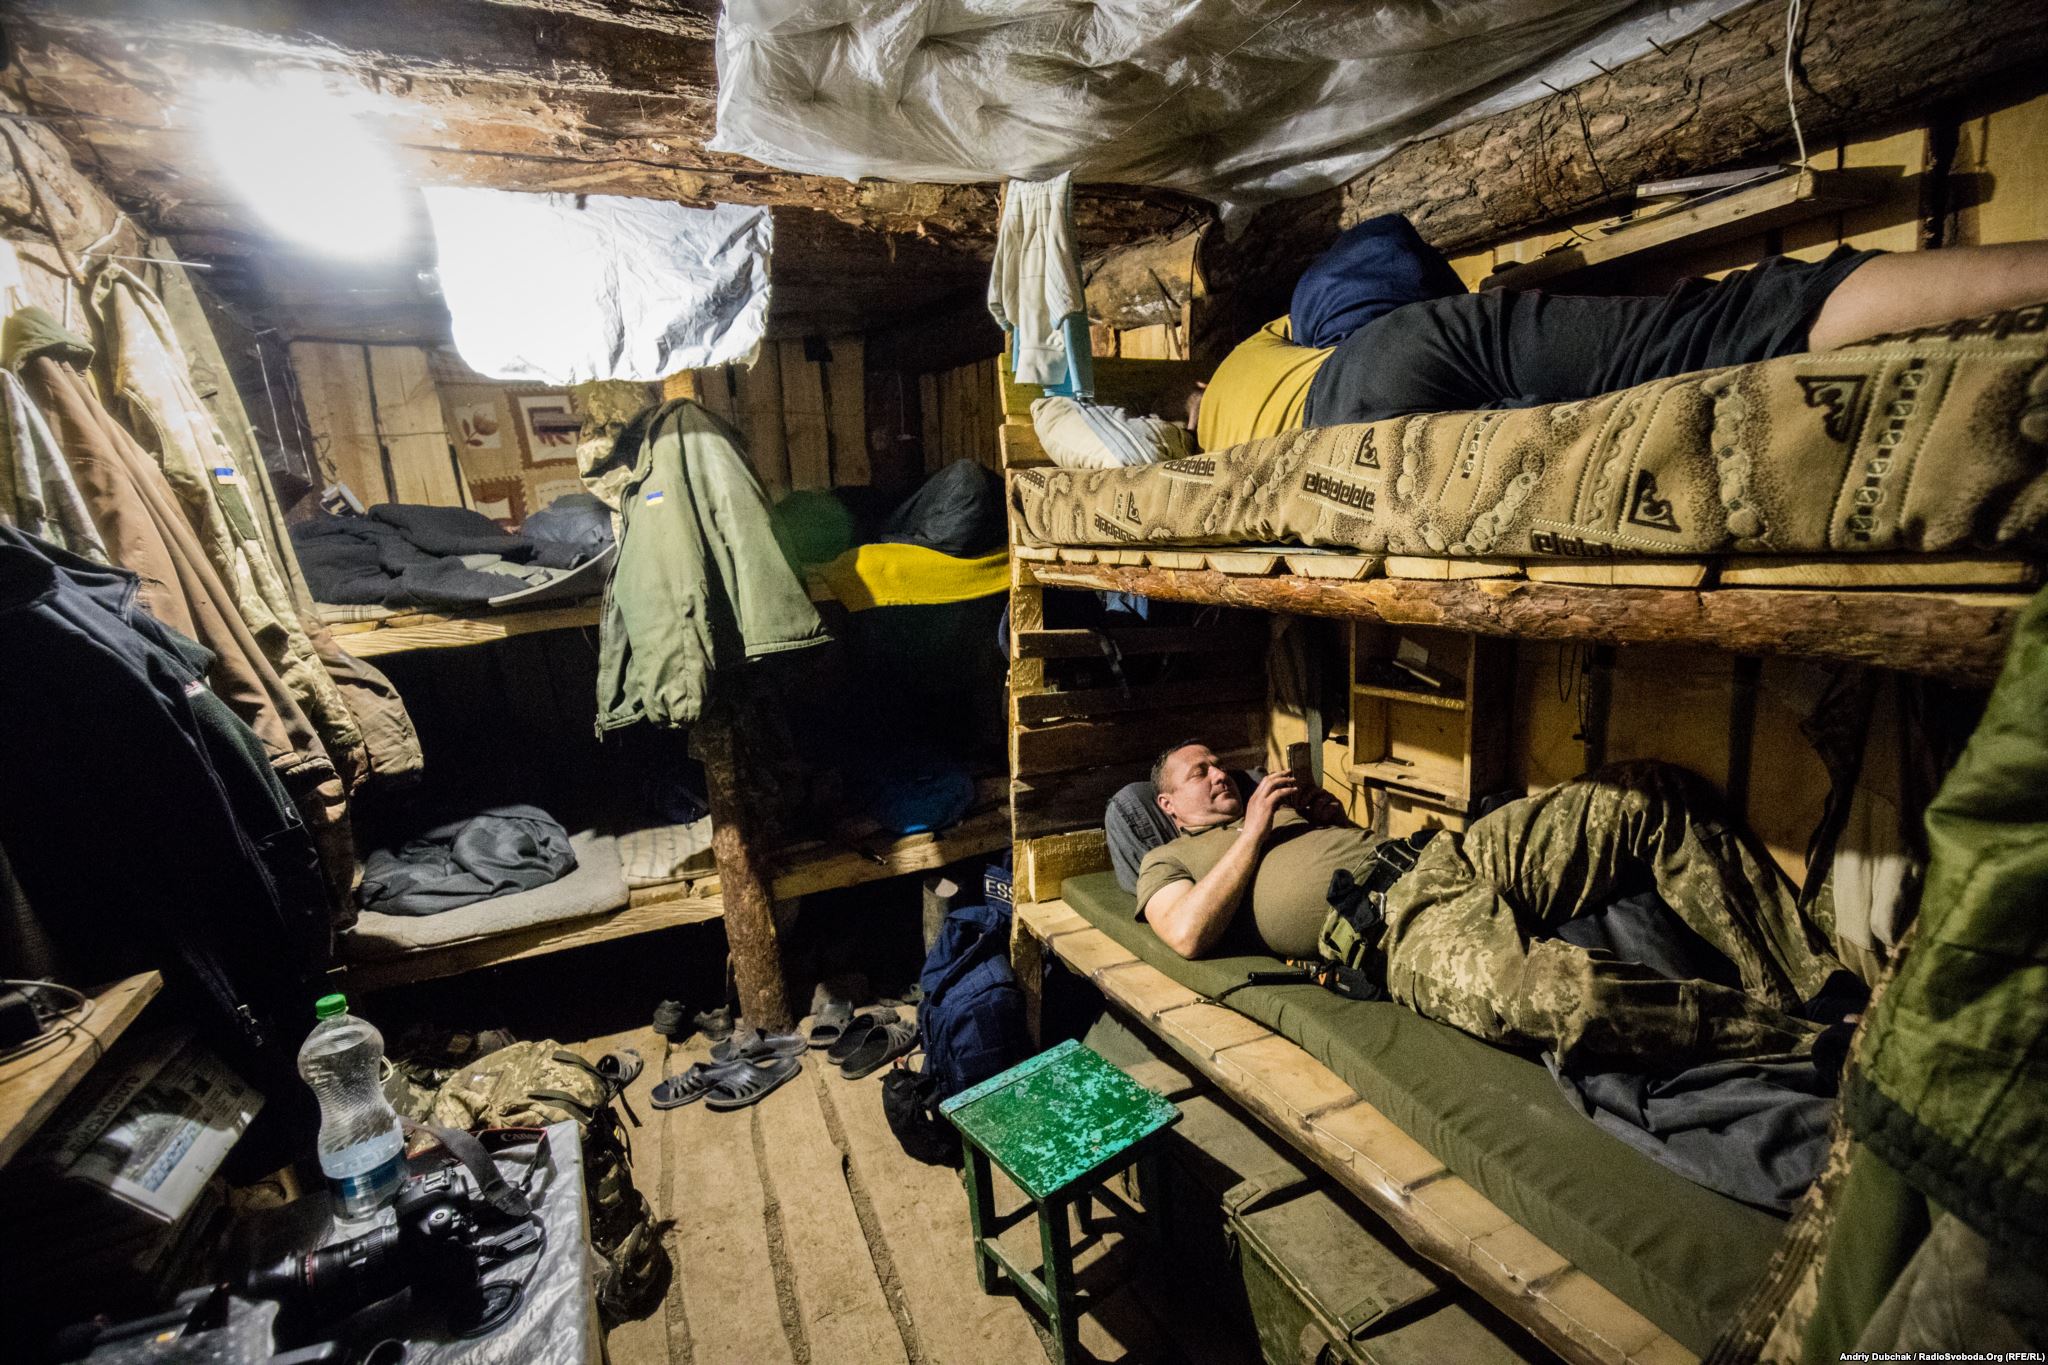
[1365,762,1842,1070]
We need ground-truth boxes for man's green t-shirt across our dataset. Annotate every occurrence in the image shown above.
[1134,807,1385,959]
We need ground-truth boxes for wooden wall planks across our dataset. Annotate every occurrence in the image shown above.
[291,340,387,504]
[824,336,868,486]
[776,339,833,490]
[685,333,876,492]
[366,344,463,507]
[735,344,791,497]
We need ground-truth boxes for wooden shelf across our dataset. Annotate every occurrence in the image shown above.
[341,602,601,657]
[0,971,163,1167]
[769,804,1013,900]
[344,805,1013,991]
[336,574,848,658]
[1353,682,1466,712]
[1345,762,1463,805]
[344,888,724,992]
[1021,560,2023,686]
[1482,167,1885,291]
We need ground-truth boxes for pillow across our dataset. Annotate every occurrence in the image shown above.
[1105,781,1179,893]
[1032,396,1190,470]
[1102,768,1259,893]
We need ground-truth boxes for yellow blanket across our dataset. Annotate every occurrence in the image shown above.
[1195,315,1332,451]
[816,543,1008,612]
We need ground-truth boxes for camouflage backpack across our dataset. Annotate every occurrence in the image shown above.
[401,1040,669,1323]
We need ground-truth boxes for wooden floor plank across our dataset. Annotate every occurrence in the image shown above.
[660,1040,802,1365]
[826,1064,1052,1365]
[751,1065,912,1365]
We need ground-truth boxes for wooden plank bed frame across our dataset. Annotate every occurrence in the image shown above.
[1013,895,1693,1365]
[992,351,2030,1365]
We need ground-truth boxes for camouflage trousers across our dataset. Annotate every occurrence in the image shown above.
[1376,762,1842,1071]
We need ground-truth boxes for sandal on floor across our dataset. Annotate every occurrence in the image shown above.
[704,1054,803,1112]
[825,1009,896,1066]
[838,1017,919,1081]
[649,1059,749,1109]
[595,1047,645,1089]
[711,1026,807,1064]
[807,995,854,1050]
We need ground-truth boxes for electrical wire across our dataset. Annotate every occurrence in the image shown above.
[1783,0,1810,169]
[0,978,95,1063]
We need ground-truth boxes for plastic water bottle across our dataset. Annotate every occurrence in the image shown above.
[299,993,404,1217]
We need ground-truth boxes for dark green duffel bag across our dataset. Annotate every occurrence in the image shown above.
[1224,1178,1537,1365]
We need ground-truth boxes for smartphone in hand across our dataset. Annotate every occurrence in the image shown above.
[1285,741,1314,791]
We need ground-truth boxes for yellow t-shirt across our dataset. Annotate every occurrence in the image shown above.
[1194,316,1333,453]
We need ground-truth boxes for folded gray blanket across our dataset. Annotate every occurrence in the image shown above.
[361,804,578,917]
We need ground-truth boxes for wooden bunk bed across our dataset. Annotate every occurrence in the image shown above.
[332,601,603,658]
[335,585,1011,994]
[996,350,2034,1365]
[343,801,1011,992]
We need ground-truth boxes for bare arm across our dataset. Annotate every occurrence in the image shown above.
[1145,772,1299,958]
[1807,240,2048,351]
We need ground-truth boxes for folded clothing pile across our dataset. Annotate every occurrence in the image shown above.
[293,501,612,610]
[361,803,579,917]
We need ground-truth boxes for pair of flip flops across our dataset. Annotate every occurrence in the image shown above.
[649,1053,802,1111]
[827,1009,919,1081]
[807,995,855,1050]
[710,1026,806,1065]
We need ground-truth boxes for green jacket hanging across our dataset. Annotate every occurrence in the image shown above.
[596,399,827,731]
[1844,583,2048,1278]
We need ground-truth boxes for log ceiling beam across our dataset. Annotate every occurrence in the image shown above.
[2,0,1201,340]
[1342,0,2048,253]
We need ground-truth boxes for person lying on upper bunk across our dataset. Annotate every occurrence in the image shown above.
[1188,214,2048,449]
[1138,741,1853,1072]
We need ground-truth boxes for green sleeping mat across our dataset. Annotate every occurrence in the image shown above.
[1058,870,1786,1357]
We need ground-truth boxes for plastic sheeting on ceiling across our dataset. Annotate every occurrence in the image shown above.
[423,188,772,385]
[709,0,1749,220]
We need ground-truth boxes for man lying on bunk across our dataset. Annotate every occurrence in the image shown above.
[1138,742,1847,1071]
[1190,215,2048,447]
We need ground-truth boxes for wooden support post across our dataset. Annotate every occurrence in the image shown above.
[695,698,793,1031]
[1008,550,1048,1040]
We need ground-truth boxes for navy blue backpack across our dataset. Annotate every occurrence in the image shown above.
[883,901,1032,1164]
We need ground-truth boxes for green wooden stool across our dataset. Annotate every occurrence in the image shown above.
[941,1039,1181,1365]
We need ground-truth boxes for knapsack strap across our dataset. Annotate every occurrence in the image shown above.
[527,1088,599,1125]
[549,1049,641,1127]
[403,1118,534,1221]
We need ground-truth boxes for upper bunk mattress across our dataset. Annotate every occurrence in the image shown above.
[1012,306,2048,561]
[1057,869,1785,1358]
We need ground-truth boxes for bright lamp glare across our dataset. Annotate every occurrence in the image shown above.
[201,77,408,259]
